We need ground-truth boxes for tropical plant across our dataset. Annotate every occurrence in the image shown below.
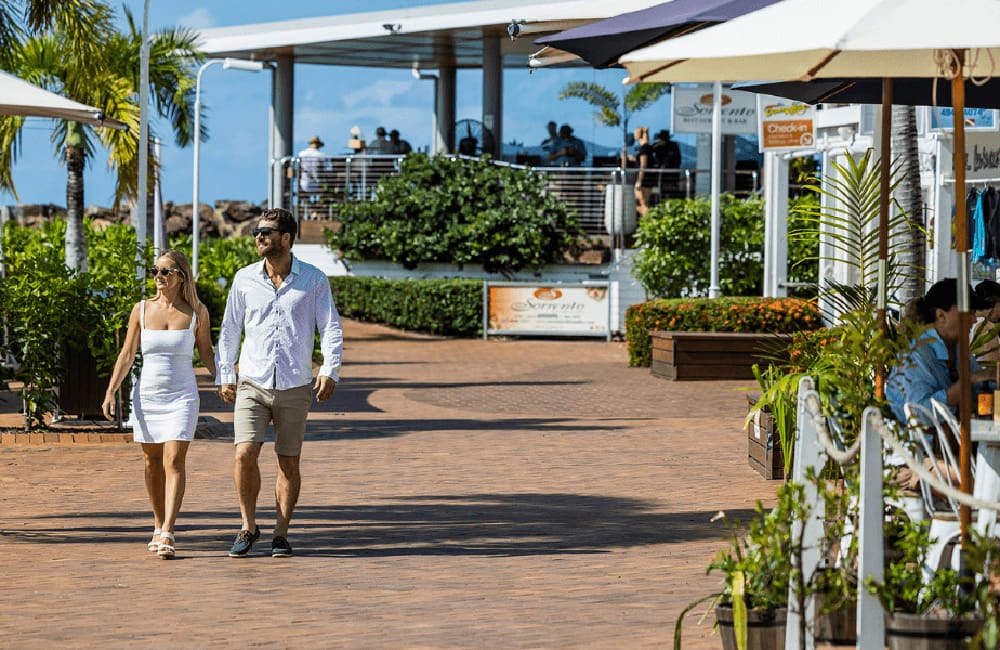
[674,482,809,650]
[790,148,921,317]
[0,217,148,429]
[633,194,819,299]
[558,80,669,166]
[866,514,977,618]
[0,0,101,67]
[327,153,586,275]
[0,3,201,271]
[891,106,925,304]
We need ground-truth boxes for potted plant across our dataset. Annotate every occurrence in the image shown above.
[867,514,983,649]
[674,482,809,650]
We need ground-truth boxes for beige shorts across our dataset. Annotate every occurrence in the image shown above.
[233,380,313,456]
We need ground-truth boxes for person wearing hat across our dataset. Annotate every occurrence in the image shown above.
[366,126,390,154]
[548,124,585,167]
[887,278,995,424]
[297,136,331,210]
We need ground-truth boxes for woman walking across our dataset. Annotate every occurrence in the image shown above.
[102,249,216,559]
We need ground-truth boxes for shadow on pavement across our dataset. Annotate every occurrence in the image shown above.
[2,495,758,557]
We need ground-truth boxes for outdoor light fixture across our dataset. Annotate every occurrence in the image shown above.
[383,23,401,34]
[192,57,264,278]
[507,19,524,40]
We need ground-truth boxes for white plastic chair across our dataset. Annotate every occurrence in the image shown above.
[902,402,962,582]
[929,397,976,480]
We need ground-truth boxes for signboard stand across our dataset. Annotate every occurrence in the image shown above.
[483,281,612,340]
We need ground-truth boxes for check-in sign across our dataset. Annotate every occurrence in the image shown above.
[759,101,816,151]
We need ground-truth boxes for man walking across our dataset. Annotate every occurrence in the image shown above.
[216,208,343,558]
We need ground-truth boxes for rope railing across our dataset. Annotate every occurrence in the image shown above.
[799,384,1000,511]
[868,410,1000,512]
[802,391,861,464]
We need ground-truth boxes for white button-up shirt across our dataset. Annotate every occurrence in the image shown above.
[217,255,343,389]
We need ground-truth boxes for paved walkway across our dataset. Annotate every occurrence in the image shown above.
[0,320,780,649]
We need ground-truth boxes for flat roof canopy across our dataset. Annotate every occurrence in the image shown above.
[196,0,667,69]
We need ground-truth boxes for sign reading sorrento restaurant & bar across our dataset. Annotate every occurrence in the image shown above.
[671,86,757,135]
[758,100,815,151]
[485,282,611,339]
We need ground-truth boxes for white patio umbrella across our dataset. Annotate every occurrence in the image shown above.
[620,0,1000,540]
[0,69,128,129]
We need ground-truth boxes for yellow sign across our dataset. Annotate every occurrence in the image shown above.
[759,102,815,150]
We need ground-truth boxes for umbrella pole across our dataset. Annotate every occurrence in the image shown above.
[951,51,973,541]
[876,80,892,400]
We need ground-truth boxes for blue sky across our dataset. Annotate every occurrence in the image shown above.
[1,0,676,210]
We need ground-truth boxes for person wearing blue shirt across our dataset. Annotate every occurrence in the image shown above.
[887,278,994,424]
[216,208,344,558]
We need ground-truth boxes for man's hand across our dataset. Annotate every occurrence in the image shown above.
[217,383,237,405]
[314,375,336,402]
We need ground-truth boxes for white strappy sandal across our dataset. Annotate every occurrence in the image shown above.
[157,531,175,559]
[148,529,161,553]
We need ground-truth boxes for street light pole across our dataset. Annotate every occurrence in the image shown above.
[411,64,439,155]
[192,57,263,278]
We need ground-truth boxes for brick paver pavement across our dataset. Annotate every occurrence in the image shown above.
[0,320,781,649]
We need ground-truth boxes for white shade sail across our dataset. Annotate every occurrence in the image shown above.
[0,70,128,130]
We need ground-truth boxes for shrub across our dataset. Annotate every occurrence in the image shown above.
[329,276,481,337]
[0,218,148,427]
[326,153,586,275]
[625,296,821,366]
[633,194,819,298]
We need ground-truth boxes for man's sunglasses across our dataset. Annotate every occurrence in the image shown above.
[252,226,289,237]
[149,267,181,277]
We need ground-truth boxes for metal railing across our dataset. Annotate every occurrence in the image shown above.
[274,155,761,239]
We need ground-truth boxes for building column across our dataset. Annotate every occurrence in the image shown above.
[272,54,294,209]
[437,65,456,154]
[762,151,789,297]
[482,38,503,158]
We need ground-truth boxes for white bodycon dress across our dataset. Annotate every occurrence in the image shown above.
[129,301,199,443]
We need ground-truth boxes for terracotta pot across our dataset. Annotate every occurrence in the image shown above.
[884,611,983,650]
[715,605,786,650]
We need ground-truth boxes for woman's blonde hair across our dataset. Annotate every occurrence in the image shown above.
[634,126,649,141]
[155,249,202,310]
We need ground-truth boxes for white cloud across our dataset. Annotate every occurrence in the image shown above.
[340,80,415,111]
[175,8,215,29]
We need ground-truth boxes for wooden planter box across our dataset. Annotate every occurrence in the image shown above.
[747,393,785,480]
[649,331,791,381]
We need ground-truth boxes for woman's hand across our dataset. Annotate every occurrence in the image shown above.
[101,393,116,421]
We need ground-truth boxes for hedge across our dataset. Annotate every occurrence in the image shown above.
[329,276,482,337]
[625,297,822,367]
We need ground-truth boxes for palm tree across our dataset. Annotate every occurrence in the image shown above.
[558,81,669,167]
[0,0,106,67]
[891,106,925,304]
[0,4,201,270]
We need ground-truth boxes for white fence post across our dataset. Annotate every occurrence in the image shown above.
[857,408,885,650]
[786,376,824,650]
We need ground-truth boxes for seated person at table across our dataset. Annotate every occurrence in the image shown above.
[886,278,993,491]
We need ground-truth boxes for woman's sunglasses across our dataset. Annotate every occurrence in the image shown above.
[149,267,181,277]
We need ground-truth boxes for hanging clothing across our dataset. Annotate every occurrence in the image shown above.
[973,187,987,263]
[985,187,1000,260]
